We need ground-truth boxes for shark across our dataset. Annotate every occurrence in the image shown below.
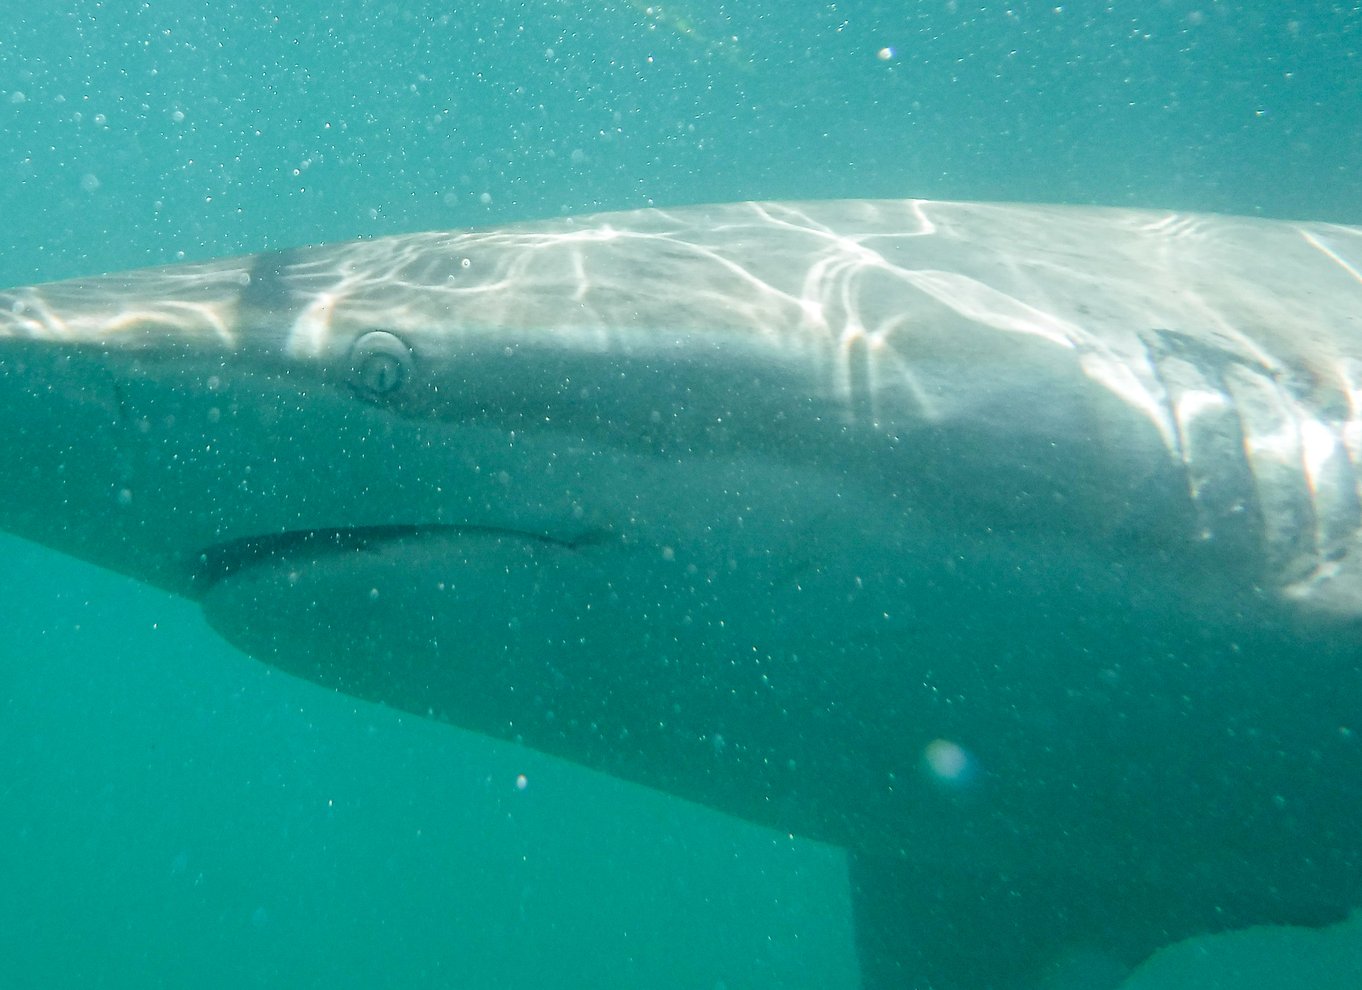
[2,199,1361,989]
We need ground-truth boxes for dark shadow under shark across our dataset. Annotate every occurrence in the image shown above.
[2,199,1361,988]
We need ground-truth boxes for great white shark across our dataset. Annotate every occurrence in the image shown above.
[2,199,1361,989]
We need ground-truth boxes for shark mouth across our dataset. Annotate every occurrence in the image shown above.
[186,523,610,597]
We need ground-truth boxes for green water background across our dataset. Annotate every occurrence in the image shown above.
[0,3,1359,988]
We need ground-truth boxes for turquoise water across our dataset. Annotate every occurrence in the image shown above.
[1,3,1360,989]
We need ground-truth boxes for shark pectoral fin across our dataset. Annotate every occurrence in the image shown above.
[849,851,1136,990]
[849,848,1358,990]
[195,528,603,727]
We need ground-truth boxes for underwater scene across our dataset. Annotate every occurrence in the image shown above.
[1,3,1361,989]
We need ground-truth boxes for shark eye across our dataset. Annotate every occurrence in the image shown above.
[348,330,413,399]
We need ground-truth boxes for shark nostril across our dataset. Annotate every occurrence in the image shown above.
[348,329,412,399]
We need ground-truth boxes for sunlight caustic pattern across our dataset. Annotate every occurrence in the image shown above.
[4,198,1362,601]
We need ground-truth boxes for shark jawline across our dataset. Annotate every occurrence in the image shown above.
[187,523,602,595]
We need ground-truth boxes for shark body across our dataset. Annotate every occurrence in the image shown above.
[2,200,1361,988]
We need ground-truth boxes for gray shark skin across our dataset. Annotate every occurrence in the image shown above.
[2,200,1362,989]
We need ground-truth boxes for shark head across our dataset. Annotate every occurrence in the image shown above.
[0,219,814,581]
[2,206,988,836]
